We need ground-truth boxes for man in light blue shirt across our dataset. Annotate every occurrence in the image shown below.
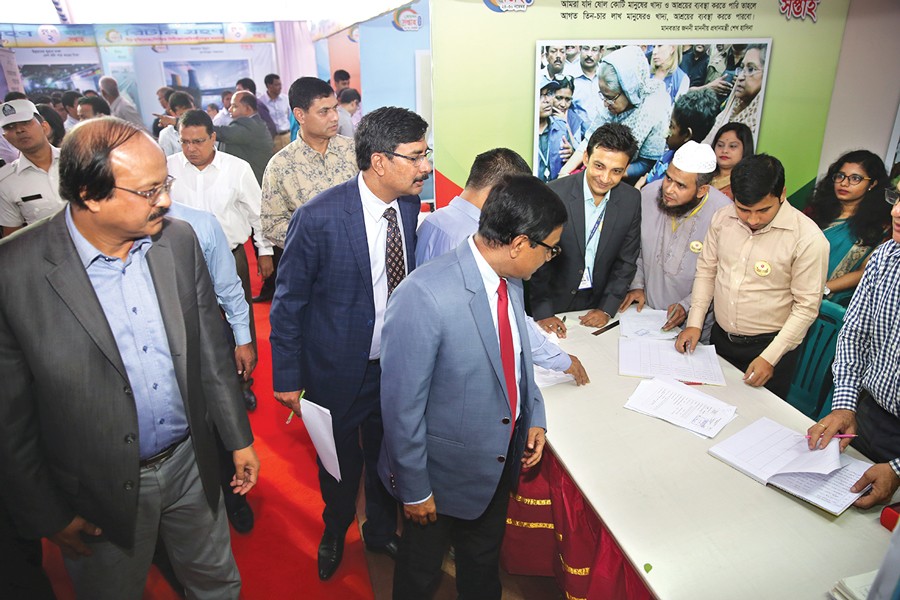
[417,148,588,384]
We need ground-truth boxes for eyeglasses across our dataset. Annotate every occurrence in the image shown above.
[599,91,622,105]
[180,136,210,147]
[885,189,900,206]
[385,148,433,167]
[832,172,871,186]
[114,175,175,207]
[735,64,762,78]
[531,239,562,259]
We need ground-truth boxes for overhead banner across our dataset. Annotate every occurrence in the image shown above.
[93,23,276,46]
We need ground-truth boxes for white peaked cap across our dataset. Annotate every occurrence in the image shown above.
[672,140,717,174]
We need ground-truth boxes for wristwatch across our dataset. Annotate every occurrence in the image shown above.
[823,285,831,296]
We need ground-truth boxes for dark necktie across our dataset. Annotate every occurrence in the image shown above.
[384,207,404,296]
[497,279,517,432]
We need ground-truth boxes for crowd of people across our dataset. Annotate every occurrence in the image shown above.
[1,59,899,600]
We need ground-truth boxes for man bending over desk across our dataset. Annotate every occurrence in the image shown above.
[809,189,900,508]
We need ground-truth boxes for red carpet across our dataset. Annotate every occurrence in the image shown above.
[44,242,375,600]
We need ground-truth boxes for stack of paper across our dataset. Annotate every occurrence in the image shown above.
[828,570,877,600]
[619,307,679,340]
[708,417,872,515]
[624,378,736,438]
[618,337,726,385]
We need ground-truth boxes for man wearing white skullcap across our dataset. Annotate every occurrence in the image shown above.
[619,141,732,341]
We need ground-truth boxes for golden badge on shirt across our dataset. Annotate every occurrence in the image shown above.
[689,240,703,253]
[754,260,772,277]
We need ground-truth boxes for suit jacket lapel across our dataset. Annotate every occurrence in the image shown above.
[147,231,188,398]
[594,185,621,270]
[43,212,129,382]
[569,173,587,254]
[399,197,418,274]
[343,180,375,305]
[507,280,533,405]
[457,243,509,406]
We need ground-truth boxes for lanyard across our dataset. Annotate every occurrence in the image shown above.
[587,203,607,246]
[671,192,710,232]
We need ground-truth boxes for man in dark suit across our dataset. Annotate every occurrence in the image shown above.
[529,123,641,333]
[270,106,431,581]
[214,90,274,185]
[379,174,565,599]
[0,117,259,599]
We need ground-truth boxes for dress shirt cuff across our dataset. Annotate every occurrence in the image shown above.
[759,337,790,367]
[890,459,900,480]
[232,325,252,347]
[686,311,706,330]
[831,386,861,412]
[258,247,274,257]
[406,492,433,505]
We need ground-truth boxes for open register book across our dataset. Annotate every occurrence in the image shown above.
[708,417,872,515]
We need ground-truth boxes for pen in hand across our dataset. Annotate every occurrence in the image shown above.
[805,434,857,439]
[285,389,306,424]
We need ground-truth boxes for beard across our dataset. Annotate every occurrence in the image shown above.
[656,186,701,218]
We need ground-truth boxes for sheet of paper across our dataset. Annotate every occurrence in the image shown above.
[769,454,871,515]
[619,307,679,340]
[533,365,574,388]
[618,337,726,386]
[300,398,341,482]
[624,378,736,438]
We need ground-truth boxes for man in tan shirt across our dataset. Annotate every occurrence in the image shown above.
[256,77,358,301]
[675,154,828,399]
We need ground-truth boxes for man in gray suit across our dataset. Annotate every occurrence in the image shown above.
[214,90,274,185]
[529,123,641,335]
[0,117,259,599]
[379,174,566,599]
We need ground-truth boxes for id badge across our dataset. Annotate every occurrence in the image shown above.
[579,268,592,290]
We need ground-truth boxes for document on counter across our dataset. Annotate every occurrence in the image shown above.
[624,378,736,438]
[619,307,679,340]
[300,398,341,482]
[533,365,574,388]
[618,337,726,386]
[708,417,872,515]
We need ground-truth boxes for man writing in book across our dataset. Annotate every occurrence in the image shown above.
[810,185,900,508]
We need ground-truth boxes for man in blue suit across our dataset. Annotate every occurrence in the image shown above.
[270,106,431,580]
[379,174,567,599]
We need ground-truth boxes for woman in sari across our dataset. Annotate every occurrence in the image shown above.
[710,122,754,200]
[805,150,891,306]
[560,45,671,181]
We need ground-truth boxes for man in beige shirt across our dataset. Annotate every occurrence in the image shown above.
[256,76,358,302]
[676,154,828,399]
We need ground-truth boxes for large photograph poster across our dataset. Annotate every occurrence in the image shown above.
[533,40,771,185]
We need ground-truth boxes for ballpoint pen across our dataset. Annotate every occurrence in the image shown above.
[286,389,306,424]
[804,434,857,439]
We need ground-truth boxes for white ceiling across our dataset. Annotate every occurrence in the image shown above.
[2,0,406,26]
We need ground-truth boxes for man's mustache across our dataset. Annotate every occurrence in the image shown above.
[150,205,170,220]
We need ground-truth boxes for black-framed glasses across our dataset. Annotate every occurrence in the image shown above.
[114,175,175,207]
[832,172,871,186]
[531,239,562,259]
[385,147,433,167]
[599,90,622,105]
[885,189,900,206]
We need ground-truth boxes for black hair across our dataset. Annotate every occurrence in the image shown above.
[235,77,257,94]
[31,95,52,105]
[465,148,531,190]
[77,95,111,116]
[806,150,890,247]
[264,73,280,86]
[288,77,335,111]
[61,90,83,109]
[731,154,785,206]
[333,69,350,83]
[671,88,719,142]
[59,117,143,208]
[178,109,214,135]
[4,91,27,102]
[712,121,755,175]
[167,91,194,112]
[586,123,638,159]
[478,174,568,248]
[355,106,428,171]
[338,88,361,105]
[35,104,65,146]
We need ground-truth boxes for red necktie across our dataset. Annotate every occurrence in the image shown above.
[497,279,517,433]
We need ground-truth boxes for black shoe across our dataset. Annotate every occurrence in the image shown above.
[364,534,400,560]
[225,494,254,534]
[318,530,344,580]
[251,292,273,303]
[242,387,257,412]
